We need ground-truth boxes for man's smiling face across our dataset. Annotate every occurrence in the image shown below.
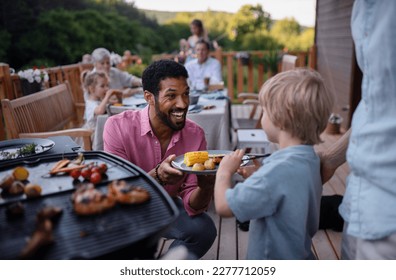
[154,77,190,131]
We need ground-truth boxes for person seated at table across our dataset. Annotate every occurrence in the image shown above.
[103,59,217,259]
[178,19,210,64]
[91,47,142,98]
[82,71,121,132]
[184,39,222,91]
[214,68,334,259]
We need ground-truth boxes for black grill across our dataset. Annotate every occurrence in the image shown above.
[0,151,178,259]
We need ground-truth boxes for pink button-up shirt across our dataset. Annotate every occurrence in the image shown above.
[103,106,207,216]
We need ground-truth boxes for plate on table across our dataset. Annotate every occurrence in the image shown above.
[171,150,249,175]
[0,138,55,161]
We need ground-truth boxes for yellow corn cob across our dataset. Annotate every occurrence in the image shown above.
[184,151,209,167]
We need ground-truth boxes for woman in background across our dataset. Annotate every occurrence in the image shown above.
[179,19,210,64]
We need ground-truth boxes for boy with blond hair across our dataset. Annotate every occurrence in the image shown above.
[214,68,334,259]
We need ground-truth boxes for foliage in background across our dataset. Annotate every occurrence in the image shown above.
[270,18,314,51]
[125,63,147,77]
[0,29,11,62]
[0,0,314,70]
[228,4,272,46]
[262,50,282,73]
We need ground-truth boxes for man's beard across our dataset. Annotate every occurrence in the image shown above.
[154,101,186,131]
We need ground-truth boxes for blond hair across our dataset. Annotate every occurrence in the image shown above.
[259,68,334,145]
[83,71,108,94]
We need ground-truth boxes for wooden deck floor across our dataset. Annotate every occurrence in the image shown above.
[156,104,348,260]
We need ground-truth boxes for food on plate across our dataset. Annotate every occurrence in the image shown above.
[209,154,225,164]
[6,202,25,219]
[109,180,150,204]
[17,143,37,157]
[204,159,216,170]
[183,151,209,167]
[19,219,54,259]
[192,163,205,171]
[0,143,37,160]
[24,183,42,198]
[71,183,115,215]
[8,181,25,195]
[0,173,15,191]
[12,166,29,181]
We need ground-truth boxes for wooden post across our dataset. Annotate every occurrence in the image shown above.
[0,63,13,140]
[308,45,317,69]
[226,54,234,101]
[237,59,244,95]
[257,52,264,90]
[297,52,306,67]
[247,60,254,93]
[0,63,13,100]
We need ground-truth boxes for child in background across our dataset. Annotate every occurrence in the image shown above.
[82,71,121,132]
[214,68,334,259]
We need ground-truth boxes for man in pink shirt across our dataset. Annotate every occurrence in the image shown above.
[103,60,216,259]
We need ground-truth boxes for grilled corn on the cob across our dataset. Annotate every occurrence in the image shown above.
[184,151,209,167]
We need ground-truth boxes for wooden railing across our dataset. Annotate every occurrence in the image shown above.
[0,47,316,140]
[153,48,315,101]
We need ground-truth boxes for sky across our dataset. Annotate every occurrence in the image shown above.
[128,0,316,27]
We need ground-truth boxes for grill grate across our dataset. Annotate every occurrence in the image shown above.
[0,152,178,259]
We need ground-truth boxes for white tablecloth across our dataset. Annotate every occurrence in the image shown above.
[94,93,231,151]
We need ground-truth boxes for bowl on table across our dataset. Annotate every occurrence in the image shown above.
[189,94,200,105]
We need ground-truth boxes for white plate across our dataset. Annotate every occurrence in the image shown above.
[171,150,249,175]
[0,138,55,161]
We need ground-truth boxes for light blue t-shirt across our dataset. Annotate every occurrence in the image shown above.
[339,0,396,240]
[226,145,322,260]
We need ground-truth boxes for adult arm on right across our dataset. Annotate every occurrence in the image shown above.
[318,128,350,184]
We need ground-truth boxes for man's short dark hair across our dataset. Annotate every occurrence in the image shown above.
[195,39,211,51]
[142,60,188,97]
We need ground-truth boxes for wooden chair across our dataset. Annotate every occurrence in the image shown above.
[281,54,298,72]
[1,81,93,150]
[232,93,262,131]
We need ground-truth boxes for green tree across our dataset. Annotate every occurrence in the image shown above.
[296,28,315,51]
[0,29,11,62]
[239,30,282,51]
[270,17,301,50]
[15,8,144,68]
[228,4,271,42]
